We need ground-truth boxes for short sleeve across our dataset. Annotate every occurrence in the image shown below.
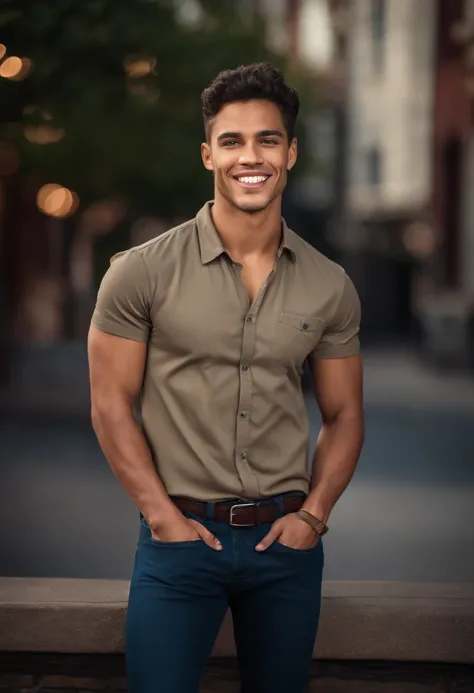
[310,272,361,360]
[90,249,152,342]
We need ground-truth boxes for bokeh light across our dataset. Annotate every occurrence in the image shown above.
[0,56,32,80]
[36,184,79,218]
[124,57,156,78]
[81,199,126,235]
[24,125,65,145]
[0,44,6,61]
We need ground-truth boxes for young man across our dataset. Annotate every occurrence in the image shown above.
[88,63,364,693]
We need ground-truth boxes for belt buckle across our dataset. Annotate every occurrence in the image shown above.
[229,502,257,527]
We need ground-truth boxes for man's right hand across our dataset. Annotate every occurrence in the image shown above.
[149,512,222,551]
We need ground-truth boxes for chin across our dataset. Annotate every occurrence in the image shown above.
[234,197,271,214]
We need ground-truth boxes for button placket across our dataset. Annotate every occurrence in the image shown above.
[236,310,256,495]
[233,260,280,498]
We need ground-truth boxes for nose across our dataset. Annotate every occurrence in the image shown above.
[238,141,264,166]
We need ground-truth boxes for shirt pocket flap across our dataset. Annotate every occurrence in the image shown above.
[278,312,323,332]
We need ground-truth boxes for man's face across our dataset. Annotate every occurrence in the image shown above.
[201,99,297,214]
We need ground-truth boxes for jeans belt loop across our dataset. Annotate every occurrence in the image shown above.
[204,502,214,520]
[274,495,286,518]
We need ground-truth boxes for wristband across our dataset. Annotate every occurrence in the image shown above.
[296,509,329,536]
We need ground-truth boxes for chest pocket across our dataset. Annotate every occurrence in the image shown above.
[275,312,325,365]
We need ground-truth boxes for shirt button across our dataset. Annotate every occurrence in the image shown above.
[239,412,247,419]
[245,317,253,323]
[301,322,309,331]
[241,365,248,372]
[240,452,247,460]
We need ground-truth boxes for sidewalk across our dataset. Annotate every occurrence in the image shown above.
[361,346,474,411]
[1,347,474,418]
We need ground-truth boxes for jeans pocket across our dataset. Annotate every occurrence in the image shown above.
[139,515,203,547]
[273,539,319,555]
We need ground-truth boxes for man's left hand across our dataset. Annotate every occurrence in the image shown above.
[255,513,319,551]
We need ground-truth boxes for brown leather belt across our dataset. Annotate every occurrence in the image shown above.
[171,495,305,527]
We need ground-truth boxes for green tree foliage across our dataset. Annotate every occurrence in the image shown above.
[0,0,313,220]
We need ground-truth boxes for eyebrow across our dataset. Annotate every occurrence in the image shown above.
[216,129,284,142]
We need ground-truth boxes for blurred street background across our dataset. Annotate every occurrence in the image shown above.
[1,0,474,582]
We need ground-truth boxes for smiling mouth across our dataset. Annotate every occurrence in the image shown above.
[233,174,270,189]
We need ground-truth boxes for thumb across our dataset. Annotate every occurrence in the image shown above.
[190,520,222,551]
[255,522,282,552]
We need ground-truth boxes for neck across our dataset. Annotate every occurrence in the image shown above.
[210,195,282,261]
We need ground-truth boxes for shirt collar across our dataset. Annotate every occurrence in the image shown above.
[196,201,225,264]
[280,216,298,261]
[196,201,297,265]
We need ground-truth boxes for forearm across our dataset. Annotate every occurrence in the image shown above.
[302,412,364,523]
[92,408,178,529]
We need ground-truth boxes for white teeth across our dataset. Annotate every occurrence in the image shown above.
[238,176,268,184]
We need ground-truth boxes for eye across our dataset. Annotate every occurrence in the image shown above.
[261,138,278,145]
[222,140,239,147]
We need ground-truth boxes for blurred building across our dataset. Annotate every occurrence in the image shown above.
[424,0,474,368]
[257,0,349,255]
[335,0,474,365]
[459,0,474,302]
[340,0,437,341]
[260,0,334,70]
[348,0,435,220]
[3,0,473,373]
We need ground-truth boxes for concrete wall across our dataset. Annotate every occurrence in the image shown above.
[1,578,474,691]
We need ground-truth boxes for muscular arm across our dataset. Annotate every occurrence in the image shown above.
[88,326,179,530]
[301,355,364,523]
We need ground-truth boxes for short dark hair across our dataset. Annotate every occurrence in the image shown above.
[200,62,300,142]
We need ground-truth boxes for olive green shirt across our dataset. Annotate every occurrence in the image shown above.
[91,201,361,501]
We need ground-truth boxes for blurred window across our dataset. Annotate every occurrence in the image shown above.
[370,0,386,71]
[366,145,382,186]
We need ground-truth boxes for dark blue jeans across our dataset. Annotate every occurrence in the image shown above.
[126,495,324,693]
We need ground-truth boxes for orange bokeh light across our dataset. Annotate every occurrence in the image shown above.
[37,184,79,218]
[124,57,156,78]
[0,56,22,78]
[24,125,65,145]
[0,56,32,80]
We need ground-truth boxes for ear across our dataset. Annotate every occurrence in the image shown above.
[287,137,298,171]
[201,142,214,172]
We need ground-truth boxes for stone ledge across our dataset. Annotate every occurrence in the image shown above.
[1,579,473,663]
